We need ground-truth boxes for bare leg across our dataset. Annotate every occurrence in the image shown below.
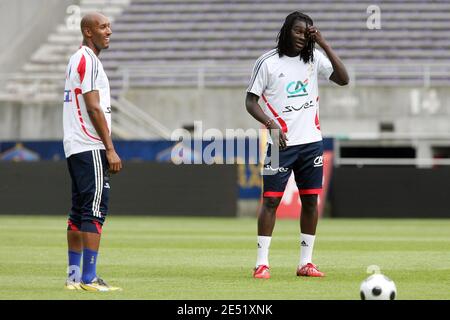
[258,197,282,236]
[67,230,83,252]
[82,232,101,251]
[300,194,319,235]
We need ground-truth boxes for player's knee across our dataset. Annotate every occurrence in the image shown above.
[80,219,103,234]
[263,197,282,211]
[300,194,318,214]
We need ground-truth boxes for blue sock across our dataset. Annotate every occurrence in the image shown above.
[81,248,98,284]
[68,251,82,282]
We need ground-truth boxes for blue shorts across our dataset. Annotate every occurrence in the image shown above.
[67,149,110,228]
[262,141,323,197]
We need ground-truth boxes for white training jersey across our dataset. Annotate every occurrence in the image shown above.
[247,48,333,146]
[63,46,111,158]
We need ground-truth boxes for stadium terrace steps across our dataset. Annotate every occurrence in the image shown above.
[1,0,129,102]
[97,49,450,61]
[2,0,450,102]
[93,0,450,92]
[110,21,450,31]
[23,63,67,72]
[116,12,450,22]
[100,30,450,40]
[124,2,450,12]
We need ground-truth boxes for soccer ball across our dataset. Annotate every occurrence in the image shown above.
[360,274,397,300]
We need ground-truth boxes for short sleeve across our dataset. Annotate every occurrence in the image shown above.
[77,53,99,94]
[315,49,334,80]
[247,58,269,97]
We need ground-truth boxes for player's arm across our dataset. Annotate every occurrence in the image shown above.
[245,92,288,149]
[307,26,349,86]
[84,91,122,173]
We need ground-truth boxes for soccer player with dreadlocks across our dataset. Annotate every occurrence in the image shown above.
[246,11,349,279]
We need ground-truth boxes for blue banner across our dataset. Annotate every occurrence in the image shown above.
[0,138,333,199]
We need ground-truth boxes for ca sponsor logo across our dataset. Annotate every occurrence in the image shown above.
[313,156,323,167]
[286,79,308,98]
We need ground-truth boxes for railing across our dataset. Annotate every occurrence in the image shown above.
[334,133,450,167]
[0,73,62,101]
[346,63,450,88]
[111,96,172,139]
[1,62,450,101]
[117,62,450,93]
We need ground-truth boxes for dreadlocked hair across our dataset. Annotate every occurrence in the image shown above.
[277,11,315,64]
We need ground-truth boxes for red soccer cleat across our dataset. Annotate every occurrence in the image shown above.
[296,263,325,277]
[253,265,270,279]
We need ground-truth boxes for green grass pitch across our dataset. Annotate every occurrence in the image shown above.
[0,215,449,300]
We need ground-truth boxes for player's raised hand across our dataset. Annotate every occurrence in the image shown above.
[106,149,122,174]
[307,26,326,48]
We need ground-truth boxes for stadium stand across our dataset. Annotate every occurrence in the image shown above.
[0,0,449,140]
[3,0,450,99]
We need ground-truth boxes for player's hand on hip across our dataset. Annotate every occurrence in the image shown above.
[106,149,122,174]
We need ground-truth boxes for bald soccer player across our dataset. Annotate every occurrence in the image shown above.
[63,12,122,292]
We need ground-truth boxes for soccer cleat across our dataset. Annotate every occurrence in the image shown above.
[80,277,122,292]
[64,279,82,290]
[253,265,270,279]
[296,263,325,277]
